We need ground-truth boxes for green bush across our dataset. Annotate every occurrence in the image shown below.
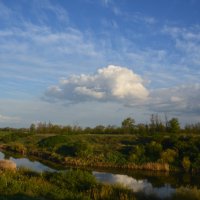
[46,169,96,192]
[145,141,163,162]
[38,135,68,149]
[160,148,177,164]
[0,169,93,200]
[7,142,27,154]
[129,145,146,164]
[56,144,77,156]
[1,132,30,143]
[105,151,127,164]
[182,156,191,172]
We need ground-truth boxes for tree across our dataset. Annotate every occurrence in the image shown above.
[93,125,105,134]
[168,118,180,133]
[30,123,36,133]
[121,117,135,134]
[149,114,165,133]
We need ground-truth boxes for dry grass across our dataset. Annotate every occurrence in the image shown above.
[0,160,16,171]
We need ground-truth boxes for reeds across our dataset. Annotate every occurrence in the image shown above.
[0,160,16,171]
[64,157,169,172]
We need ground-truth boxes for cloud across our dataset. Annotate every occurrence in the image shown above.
[148,84,200,115]
[101,0,112,6]
[0,22,103,92]
[0,114,20,123]
[100,0,156,25]
[130,13,157,25]
[163,25,200,66]
[0,1,11,18]
[44,64,200,118]
[36,0,69,23]
[44,65,149,104]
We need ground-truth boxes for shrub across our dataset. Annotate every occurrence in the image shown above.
[1,132,29,143]
[56,145,77,157]
[146,141,163,162]
[160,149,177,164]
[182,156,191,172]
[105,151,127,164]
[46,169,97,192]
[8,142,27,154]
[129,145,146,164]
[38,135,67,149]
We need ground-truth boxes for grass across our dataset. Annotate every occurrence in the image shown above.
[2,131,200,173]
[173,187,200,200]
[0,167,199,200]
[0,168,137,200]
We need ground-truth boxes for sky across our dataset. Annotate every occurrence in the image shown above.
[0,0,200,127]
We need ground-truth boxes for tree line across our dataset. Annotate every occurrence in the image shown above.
[1,114,200,135]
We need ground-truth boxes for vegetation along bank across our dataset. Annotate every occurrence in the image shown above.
[1,115,200,173]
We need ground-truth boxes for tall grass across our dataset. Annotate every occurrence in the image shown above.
[90,184,136,200]
[0,168,138,200]
[172,187,200,200]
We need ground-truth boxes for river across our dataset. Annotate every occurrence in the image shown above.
[1,151,200,199]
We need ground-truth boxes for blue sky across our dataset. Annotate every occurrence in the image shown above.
[0,0,200,127]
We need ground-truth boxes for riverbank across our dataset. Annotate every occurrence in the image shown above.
[0,144,170,172]
[0,167,136,200]
[0,132,199,173]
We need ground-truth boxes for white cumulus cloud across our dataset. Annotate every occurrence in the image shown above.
[44,65,149,104]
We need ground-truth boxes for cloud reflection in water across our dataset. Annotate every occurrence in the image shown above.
[93,171,175,198]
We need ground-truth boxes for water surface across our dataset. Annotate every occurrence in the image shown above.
[1,151,199,199]
[0,151,55,172]
[93,171,175,198]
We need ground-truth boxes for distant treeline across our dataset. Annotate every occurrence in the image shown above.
[1,114,200,135]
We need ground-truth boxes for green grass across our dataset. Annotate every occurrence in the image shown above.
[0,168,137,200]
[0,168,199,200]
[2,131,200,172]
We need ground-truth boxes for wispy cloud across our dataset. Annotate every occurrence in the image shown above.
[0,1,11,18]
[20,0,69,26]
[101,0,112,6]
[100,0,156,25]
[128,12,157,25]
[0,22,103,96]
[0,114,20,123]
[163,25,200,67]
[147,84,200,114]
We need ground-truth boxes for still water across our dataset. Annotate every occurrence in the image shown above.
[1,151,199,199]
[0,151,55,172]
[93,171,175,198]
